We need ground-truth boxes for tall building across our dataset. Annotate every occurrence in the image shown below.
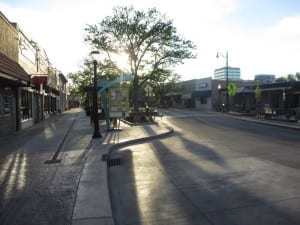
[214,67,241,80]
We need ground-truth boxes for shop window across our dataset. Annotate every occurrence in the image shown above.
[21,90,32,120]
[3,95,12,116]
[44,96,50,113]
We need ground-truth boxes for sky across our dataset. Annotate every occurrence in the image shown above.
[1,0,300,81]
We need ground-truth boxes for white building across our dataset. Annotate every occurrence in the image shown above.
[214,67,241,80]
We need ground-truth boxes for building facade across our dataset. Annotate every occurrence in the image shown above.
[166,77,266,111]
[254,74,276,83]
[0,11,68,135]
[166,74,300,120]
[214,67,241,80]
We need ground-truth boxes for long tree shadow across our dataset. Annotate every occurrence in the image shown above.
[151,127,300,225]
[109,123,300,225]
[170,115,300,170]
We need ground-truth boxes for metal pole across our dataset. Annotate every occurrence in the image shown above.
[92,60,101,138]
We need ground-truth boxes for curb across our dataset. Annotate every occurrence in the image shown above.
[106,127,174,158]
[227,114,300,131]
[72,125,174,225]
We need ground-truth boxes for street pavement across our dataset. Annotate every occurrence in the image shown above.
[108,109,300,225]
[0,108,299,225]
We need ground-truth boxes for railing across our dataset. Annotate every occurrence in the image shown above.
[264,107,298,121]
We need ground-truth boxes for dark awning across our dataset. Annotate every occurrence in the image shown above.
[236,87,254,94]
[165,91,181,96]
[0,51,31,85]
[49,87,60,96]
[191,90,211,97]
[32,76,48,86]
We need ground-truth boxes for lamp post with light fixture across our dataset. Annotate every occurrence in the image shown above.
[217,83,222,111]
[91,50,102,138]
[216,51,229,112]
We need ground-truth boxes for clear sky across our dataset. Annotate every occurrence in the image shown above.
[1,0,299,81]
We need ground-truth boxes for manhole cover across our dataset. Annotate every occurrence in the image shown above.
[107,158,121,167]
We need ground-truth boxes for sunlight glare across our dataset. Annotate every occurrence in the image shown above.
[112,53,129,72]
[2,154,27,199]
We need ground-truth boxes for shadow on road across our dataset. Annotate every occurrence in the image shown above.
[109,124,300,225]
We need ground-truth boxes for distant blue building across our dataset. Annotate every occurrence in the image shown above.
[254,74,276,83]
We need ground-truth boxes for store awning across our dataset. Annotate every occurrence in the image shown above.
[0,51,31,86]
[49,87,60,96]
[32,76,48,86]
[191,90,211,97]
[181,93,191,99]
[236,87,254,94]
[165,91,181,96]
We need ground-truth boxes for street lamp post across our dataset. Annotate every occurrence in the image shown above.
[91,50,102,138]
[217,51,229,112]
[218,84,221,111]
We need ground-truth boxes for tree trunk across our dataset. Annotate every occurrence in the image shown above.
[133,76,139,112]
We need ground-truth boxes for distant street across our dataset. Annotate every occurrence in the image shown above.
[109,109,300,225]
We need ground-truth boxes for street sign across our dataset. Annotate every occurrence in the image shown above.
[255,86,261,102]
[228,82,237,96]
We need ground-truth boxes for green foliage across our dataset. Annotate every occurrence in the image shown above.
[67,58,122,103]
[148,72,182,106]
[84,6,196,111]
[276,73,300,82]
[276,76,287,82]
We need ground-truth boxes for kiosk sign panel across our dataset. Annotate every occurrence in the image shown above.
[109,87,130,118]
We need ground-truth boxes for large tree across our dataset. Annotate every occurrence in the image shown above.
[84,6,196,111]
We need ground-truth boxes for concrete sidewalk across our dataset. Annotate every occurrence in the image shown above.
[71,114,173,225]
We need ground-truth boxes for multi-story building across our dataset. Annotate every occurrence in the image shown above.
[214,67,241,80]
[0,11,68,135]
[0,12,32,134]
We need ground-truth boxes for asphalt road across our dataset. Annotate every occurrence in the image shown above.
[108,109,300,225]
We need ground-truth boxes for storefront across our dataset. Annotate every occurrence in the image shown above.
[0,52,31,135]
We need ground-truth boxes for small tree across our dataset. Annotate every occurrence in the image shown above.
[148,71,181,107]
[276,73,300,82]
[67,58,121,107]
[84,6,196,112]
[296,72,300,81]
